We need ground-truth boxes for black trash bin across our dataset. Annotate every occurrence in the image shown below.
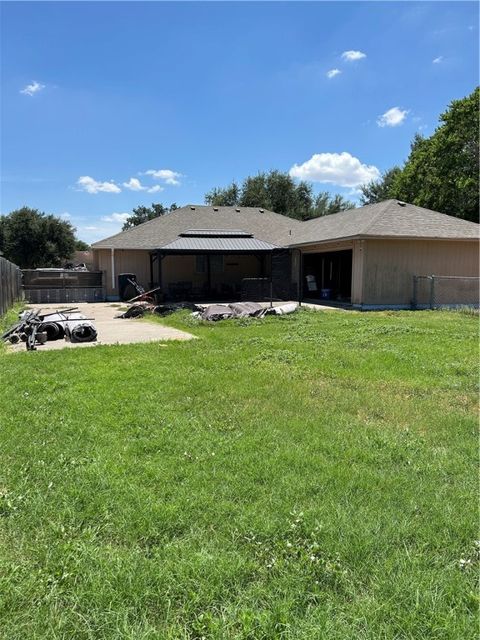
[118,273,138,301]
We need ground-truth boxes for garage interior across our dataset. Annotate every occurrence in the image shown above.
[302,249,353,303]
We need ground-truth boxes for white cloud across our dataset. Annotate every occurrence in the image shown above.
[122,177,164,193]
[144,169,182,185]
[20,81,45,96]
[432,56,443,64]
[289,152,380,188]
[377,106,409,127]
[123,177,145,191]
[101,212,131,224]
[77,176,121,194]
[327,68,341,79]
[341,50,366,62]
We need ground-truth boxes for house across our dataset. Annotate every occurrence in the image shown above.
[92,200,479,309]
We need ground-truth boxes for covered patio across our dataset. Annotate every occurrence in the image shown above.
[149,229,278,301]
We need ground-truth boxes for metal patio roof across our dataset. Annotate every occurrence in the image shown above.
[158,236,279,253]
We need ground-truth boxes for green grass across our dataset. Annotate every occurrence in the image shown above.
[0,308,478,639]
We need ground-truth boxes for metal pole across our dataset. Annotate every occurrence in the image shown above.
[430,275,435,310]
[270,252,273,308]
[298,249,303,306]
[412,275,417,310]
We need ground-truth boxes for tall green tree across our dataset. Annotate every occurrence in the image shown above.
[122,203,178,230]
[360,88,479,221]
[313,192,356,217]
[205,170,354,220]
[0,207,76,268]
[360,167,402,205]
[394,88,479,221]
[75,240,91,251]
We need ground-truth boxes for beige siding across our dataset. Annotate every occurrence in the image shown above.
[94,249,151,297]
[362,239,480,305]
[351,240,365,305]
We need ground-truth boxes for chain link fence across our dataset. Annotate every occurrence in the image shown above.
[412,275,479,309]
[0,256,23,316]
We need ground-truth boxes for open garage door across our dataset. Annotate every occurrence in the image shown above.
[303,249,352,303]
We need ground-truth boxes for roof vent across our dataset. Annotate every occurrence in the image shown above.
[235,208,240,212]
[397,201,407,207]
[190,206,196,211]
[259,208,264,213]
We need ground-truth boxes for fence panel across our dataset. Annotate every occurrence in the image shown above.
[413,275,479,309]
[0,256,23,316]
[432,276,479,308]
[22,269,105,303]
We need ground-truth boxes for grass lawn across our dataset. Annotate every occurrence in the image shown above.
[0,307,478,639]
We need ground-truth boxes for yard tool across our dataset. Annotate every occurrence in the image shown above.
[127,284,162,304]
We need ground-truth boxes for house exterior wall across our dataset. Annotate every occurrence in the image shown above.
[94,249,151,297]
[362,239,480,306]
[93,249,264,298]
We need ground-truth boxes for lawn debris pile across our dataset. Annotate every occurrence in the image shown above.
[1,308,97,351]
[116,301,201,319]
[196,301,299,321]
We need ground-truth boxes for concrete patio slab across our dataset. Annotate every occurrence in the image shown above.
[10,303,194,351]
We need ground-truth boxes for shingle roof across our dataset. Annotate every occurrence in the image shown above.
[91,206,301,249]
[290,200,479,245]
[91,201,479,251]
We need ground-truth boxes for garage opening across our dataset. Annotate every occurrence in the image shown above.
[303,249,352,303]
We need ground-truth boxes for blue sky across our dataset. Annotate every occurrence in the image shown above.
[1,1,478,243]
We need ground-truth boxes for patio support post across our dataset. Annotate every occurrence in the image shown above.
[207,254,211,297]
[297,248,303,306]
[149,253,154,287]
[158,252,163,291]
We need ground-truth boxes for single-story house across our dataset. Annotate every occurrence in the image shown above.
[92,200,479,309]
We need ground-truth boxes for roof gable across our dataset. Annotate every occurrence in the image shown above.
[290,200,479,245]
[92,205,301,249]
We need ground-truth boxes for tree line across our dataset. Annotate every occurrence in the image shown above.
[1,88,477,268]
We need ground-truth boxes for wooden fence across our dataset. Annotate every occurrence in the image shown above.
[0,256,23,316]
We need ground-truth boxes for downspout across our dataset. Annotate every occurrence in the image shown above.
[110,248,115,291]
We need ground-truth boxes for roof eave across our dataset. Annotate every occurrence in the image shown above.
[288,233,479,247]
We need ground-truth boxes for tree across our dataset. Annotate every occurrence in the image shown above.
[75,239,90,251]
[359,88,479,221]
[312,192,356,217]
[205,170,354,220]
[394,88,479,221]
[360,167,402,205]
[122,203,178,230]
[0,207,76,268]
[205,183,240,207]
